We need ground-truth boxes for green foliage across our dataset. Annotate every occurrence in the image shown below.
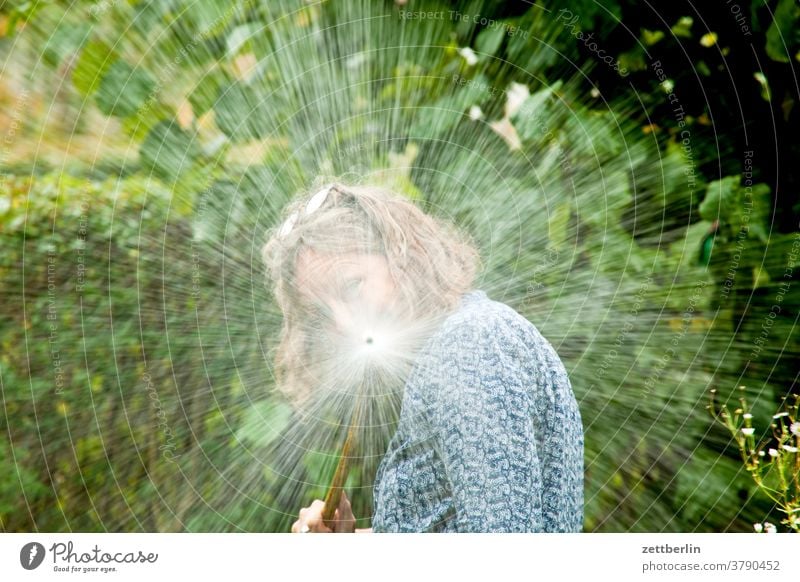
[708,388,800,532]
[236,399,293,448]
[72,39,118,97]
[138,120,201,183]
[42,19,91,67]
[766,0,800,63]
[700,176,772,242]
[0,171,280,531]
[94,60,157,118]
[213,81,275,142]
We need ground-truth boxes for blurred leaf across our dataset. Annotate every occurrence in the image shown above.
[188,68,229,115]
[510,81,563,143]
[236,399,293,448]
[138,120,201,182]
[699,32,718,47]
[72,39,118,96]
[4,0,47,36]
[407,75,493,141]
[752,265,771,289]
[673,447,754,526]
[121,101,175,142]
[766,0,798,63]
[42,20,90,67]
[617,45,648,72]
[699,175,772,242]
[226,23,262,57]
[474,24,505,56]
[213,81,273,141]
[548,201,572,250]
[753,72,772,102]
[641,28,664,46]
[303,449,337,498]
[670,16,693,38]
[95,60,157,118]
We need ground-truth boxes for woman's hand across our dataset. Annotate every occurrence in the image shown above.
[291,491,356,533]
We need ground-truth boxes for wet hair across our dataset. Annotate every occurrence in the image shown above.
[261,180,481,405]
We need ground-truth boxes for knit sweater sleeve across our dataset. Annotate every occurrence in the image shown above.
[426,313,545,532]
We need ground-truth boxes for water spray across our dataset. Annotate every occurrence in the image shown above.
[321,330,381,527]
[321,396,362,528]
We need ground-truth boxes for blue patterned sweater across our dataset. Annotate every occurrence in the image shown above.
[371,289,584,532]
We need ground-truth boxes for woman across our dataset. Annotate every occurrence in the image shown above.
[261,181,584,533]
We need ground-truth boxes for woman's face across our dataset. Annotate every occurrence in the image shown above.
[294,248,399,336]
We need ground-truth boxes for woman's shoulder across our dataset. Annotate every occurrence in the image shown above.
[437,290,543,345]
[403,290,574,417]
[432,290,569,380]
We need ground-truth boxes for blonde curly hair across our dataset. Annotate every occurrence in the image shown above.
[261,180,481,405]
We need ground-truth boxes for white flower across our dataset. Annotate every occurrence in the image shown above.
[753,523,763,532]
[768,448,779,457]
[458,47,478,66]
[764,522,777,533]
[743,413,753,420]
[782,444,798,453]
[741,427,755,436]
[758,451,765,456]
[772,412,789,419]
[504,82,530,117]
[346,52,368,70]
[790,422,800,436]
[468,105,483,121]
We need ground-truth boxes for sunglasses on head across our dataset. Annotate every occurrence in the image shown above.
[277,183,347,239]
